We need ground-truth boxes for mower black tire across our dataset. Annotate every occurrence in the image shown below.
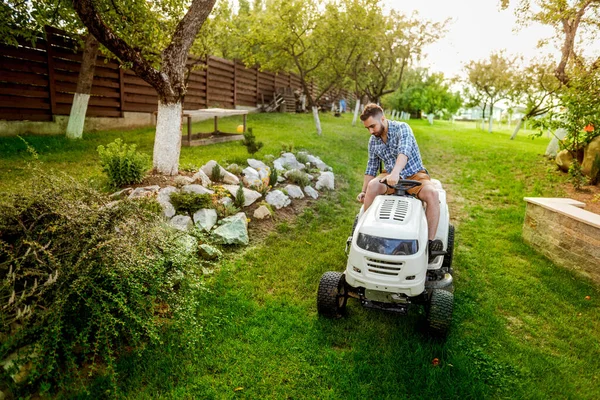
[442,224,455,272]
[317,272,348,319]
[427,289,453,337]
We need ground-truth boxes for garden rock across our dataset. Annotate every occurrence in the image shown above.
[266,190,291,209]
[193,208,218,231]
[1,347,35,383]
[192,169,211,186]
[556,150,573,172]
[110,187,132,199]
[213,212,249,245]
[275,152,306,171]
[157,186,178,218]
[242,166,262,187]
[247,158,268,170]
[316,171,335,190]
[175,233,198,255]
[200,160,240,185]
[253,205,272,219]
[182,184,214,195]
[582,136,600,176]
[174,175,194,187]
[223,185,262,207]
[273,159,285,172]
[170,215,193,231]
[277,175,286,183]
[304,186,319,199]
[219,197,233,205]
[285,184,304,199]
[128,186,156,199]
[306,154,330,171]
[199,244,222,260]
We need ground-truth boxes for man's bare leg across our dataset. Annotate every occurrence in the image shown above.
[417,185,440,241]
[363,179,387,211]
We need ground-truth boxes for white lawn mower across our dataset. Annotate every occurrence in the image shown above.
[317,179,455,336]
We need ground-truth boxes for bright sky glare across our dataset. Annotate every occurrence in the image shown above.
[382,0,558,79]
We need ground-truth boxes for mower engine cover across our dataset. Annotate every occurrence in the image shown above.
[345,194,428,297]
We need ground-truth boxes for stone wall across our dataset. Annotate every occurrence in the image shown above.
[523,198,600,284]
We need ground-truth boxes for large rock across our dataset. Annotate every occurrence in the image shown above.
[274,152,305,171]
[556,150,573,172]
[285,184,304,199]
[265,190,291,209]
[193,208,218,231]
[316,171,335,190]
[157,186,178,218]
[110,187,132,199]
[174,175,194,187]
[242,166,262,187]
[182,184,214,195]
[545,128,567,158]
[170,215,193,231]
[128,186,158,199]
[200,160,240,185]
[198,244,222,260]
[213,212,249,245]
[253,205,272,219]
[304,186,319,199]
[582,136,600,176]
[247,158,268,170]
[192,169,211,186]
[306,154,330,171]
[222,184,262,207]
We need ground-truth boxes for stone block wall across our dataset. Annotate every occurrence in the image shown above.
[523,198,600,284]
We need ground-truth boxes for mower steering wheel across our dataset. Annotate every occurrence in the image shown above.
[380,179,422,195]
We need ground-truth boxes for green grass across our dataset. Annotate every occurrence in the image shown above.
[2,114,599,399]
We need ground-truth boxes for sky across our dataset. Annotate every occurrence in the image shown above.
[382,0,558,79]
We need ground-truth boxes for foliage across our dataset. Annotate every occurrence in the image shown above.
[234,183,246,208]
[568,160,588,190]
[591,155,600,185]
[280,143,294,153]
[268,167,278,187]
[241,128,263,155]
[214,202,239,218]
[226,163,243,176]
[0,169,200,395]
[211,163,223,182]
[295,152,309,165]
[97,138,149,188]
[170,192,214,216]
[286,170,310,187]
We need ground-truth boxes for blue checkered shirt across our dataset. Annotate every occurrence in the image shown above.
[365,121,426,178]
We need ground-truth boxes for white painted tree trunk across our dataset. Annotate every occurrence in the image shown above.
[510,118,524,140]
[488,115,493,133]
[352,100,360,126]
[153,101,183,175]
[545,128,568,158]
[65,93,90,139]
[312,106,322,135]
[427,113,434,125]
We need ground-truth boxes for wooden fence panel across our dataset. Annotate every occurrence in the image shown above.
[206,56,234,108]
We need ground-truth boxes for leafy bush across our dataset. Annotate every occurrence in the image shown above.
[170,192,214,216]
[280,142,294,153]
[211,163,223,182]
[269,167,278,187]
[233,183,246,208]
[568,159,588,190]
[215,202,239,218]
[227,164,243,176]
[286,170,311,187]
[295,151,309,164]
[241,128,263,155]
[0,170,200,395]
[97,139,149,188]
[591,154,600,185]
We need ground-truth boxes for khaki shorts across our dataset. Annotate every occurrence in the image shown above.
[377,171,432,196]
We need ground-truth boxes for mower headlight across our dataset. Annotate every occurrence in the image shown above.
[356,233,418,256]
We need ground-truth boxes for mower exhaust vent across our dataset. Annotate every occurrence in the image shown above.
[378,198,410,222]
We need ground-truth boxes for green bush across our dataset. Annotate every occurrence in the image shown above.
[286,170,311,187]
[0,170,200,396]
[234,183,245,208]
[97,139,149,188]
[295,151,309,164]
[241,128,263,155]
[211,163,223,182]
[269,167,278,187]
[170,192,214,216]
[591,154,600,185]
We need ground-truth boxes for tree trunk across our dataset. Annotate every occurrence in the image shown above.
[510,118,524,140]
[312,106,322,135]
[153,101,183,175]
[352,99,360,126]
[66,34,99,139]
[488,103,494,133]
[427,113,434,125]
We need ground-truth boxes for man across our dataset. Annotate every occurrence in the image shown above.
[356,103,443,260]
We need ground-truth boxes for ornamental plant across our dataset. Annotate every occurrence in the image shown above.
[97,138,149,188]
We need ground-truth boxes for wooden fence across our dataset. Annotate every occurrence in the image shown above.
[0,27,352,122]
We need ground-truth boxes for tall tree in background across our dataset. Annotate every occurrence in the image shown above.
[73,0,216,175]
[465,52,515,133]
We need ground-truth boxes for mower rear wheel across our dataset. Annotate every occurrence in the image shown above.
[317,272,348,319]
[442,224,455,272]
[426,289,453,336]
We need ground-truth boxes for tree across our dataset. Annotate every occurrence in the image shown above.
[73,0,217,175]
[465,52,515,132]
[508,59,561,139]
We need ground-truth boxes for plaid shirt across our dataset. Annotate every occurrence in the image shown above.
[365,121,426,178]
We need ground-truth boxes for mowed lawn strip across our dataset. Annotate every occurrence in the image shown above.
[1,115,599,398]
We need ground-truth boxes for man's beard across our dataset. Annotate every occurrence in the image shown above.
[372,125,384,137]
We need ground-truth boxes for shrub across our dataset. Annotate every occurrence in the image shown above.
[269,167,278,187]
[97,139,149,188]
[227,164,243,176]
[286,170,311,187]
[234,183,245,208]
[295,151,309,165]
[591,154,600,185]
[241,128,263,155]
[211,163,223,182]
[280,142,294,153]
[0,169,200,395]
[215,202,239,218]
[568,159,588,190]
[170,192,214,216]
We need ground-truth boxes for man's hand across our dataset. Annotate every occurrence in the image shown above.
[385,174,399,186]
[357,192,366,203]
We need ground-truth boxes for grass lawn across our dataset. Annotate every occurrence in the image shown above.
[1,114,599,399]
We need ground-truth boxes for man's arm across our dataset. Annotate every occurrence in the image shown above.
[385,154,408,186]
[357,174,376,202]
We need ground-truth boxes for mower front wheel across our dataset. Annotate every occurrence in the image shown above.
[426,289,453,337]
[317,272,348,319]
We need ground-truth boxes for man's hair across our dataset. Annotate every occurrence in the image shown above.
[360,103,384,121]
